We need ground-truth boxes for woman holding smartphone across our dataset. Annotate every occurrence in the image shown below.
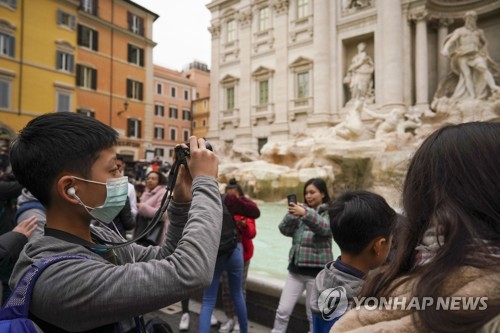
[271,178,333,333]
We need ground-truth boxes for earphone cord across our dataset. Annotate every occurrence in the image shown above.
[90,160,181,249]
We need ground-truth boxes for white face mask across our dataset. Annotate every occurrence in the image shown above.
[72,176,129,224]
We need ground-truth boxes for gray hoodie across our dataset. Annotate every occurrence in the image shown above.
[310,258,365,315]
[9,176,222,332]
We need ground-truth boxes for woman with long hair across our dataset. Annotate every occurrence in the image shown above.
[334,122,500,332]
[271,178,333,333]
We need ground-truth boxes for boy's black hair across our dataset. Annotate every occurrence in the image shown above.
[329,190,396,255]
[10,112,118,207]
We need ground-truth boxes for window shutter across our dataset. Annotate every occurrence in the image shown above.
[70,15,76,30]
[138,120,142,138]
[127,119,132,137]
[139,48,144,67]
[76,65,82,86]
[91,68,97,90]
[127,12,132,31]
[139,17,144,36]
[77,25,82,45]
[56,51,62,69]
[127,44,132,62]
[57,9,62,25]
[93,0,98,16]
[138,82,143,101]
[92,30,98,51]
[8,35,14,57]
[68,54,74,73]
[126,79,131,98]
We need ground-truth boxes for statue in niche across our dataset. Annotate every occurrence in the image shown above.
[440,11,500,100]
[344,42,374,103]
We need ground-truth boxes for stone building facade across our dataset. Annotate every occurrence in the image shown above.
[206,0,500,154]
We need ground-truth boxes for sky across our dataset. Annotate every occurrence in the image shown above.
[132,1,212,72]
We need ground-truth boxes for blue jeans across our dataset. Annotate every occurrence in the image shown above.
[199,243,247,333]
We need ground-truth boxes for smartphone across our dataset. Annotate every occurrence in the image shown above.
[287,194,297,205]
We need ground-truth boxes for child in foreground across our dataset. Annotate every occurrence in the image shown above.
[310,190,396,333]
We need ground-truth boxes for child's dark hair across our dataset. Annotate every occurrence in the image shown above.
[329,190,396,255]
[304,178,330,204]
[10,113,118,207]
[225,178,244,196]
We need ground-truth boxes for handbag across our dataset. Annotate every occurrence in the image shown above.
[134,214,164,246]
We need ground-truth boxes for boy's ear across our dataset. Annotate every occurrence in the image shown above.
[372,236,387,256]
[57,175,79,204]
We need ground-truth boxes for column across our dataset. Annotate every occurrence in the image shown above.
[437,17,453,82]
[310,0,330,125]
[413,10,429,108]
[206,20,221,143]
[380,0,404,109]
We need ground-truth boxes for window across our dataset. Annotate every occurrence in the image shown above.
[297,0,309,19]
[128,44,144,66]
[227,19,236,42]
[171,86,176,98]
[76,65,97,90]
[156,83,162,94]
[169,128,177,141]
[0,0,17,8]
[77,25,98,51]
[154,148,164,157]
[259,7,269,31]
[182,109,190,121]
[77,108,95,117]
[258,138,268,154]
[0,78,11,109]
[183,130,189,142]
[169,107,178,119]
[56,91,71,112]
[127,118,142,138]
[81,0,98,16]
[126,79,143,100]
[203,100,208,110]
[154,103,164,116]
[128,12,144,36]
[56,51,74,73]
[0,33,14,57]
[226,87,235,110]
[297,72,309,98]
[184,89,189,101]
[259,80,269,105]
[192,121,197,128]
[57,9,76,30]
[154,124,164,140]
[202,119,206,127]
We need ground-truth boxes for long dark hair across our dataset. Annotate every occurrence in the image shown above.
[303,178,330,205]
[359,122,500,332]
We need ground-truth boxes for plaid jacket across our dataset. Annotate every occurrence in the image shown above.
[279,203,333,268]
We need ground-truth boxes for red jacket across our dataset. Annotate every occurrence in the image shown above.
[234,214,256,262]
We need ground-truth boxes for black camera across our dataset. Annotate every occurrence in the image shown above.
[175,142,213,166]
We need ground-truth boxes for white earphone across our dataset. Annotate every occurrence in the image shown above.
[67,187,77,197]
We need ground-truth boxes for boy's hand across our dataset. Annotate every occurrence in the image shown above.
[187,137,218,180]
[13,216,37,238]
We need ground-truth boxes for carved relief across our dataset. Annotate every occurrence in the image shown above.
[271,0,289,16]
[238,9,253,28]
[209,23,221,39]
[342,0,373,14]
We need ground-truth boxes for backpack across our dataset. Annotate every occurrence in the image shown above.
[218,200,238,256]
[0,255,87,333]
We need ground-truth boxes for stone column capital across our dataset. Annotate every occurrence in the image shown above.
[271,0,289,16]
[238,10,253,28]
[408,10,428,22]
[209,23,221,39]
[438,16,454,27]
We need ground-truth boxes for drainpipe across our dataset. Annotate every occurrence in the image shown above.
[18,0,25,115]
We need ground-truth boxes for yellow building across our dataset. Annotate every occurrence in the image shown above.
[0,0,79,138]
[192,96,210,138]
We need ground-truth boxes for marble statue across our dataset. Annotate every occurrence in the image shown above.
[441,11,500,100]
[344,42,374,102]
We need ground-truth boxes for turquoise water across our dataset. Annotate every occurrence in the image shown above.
[249,203,340,281]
